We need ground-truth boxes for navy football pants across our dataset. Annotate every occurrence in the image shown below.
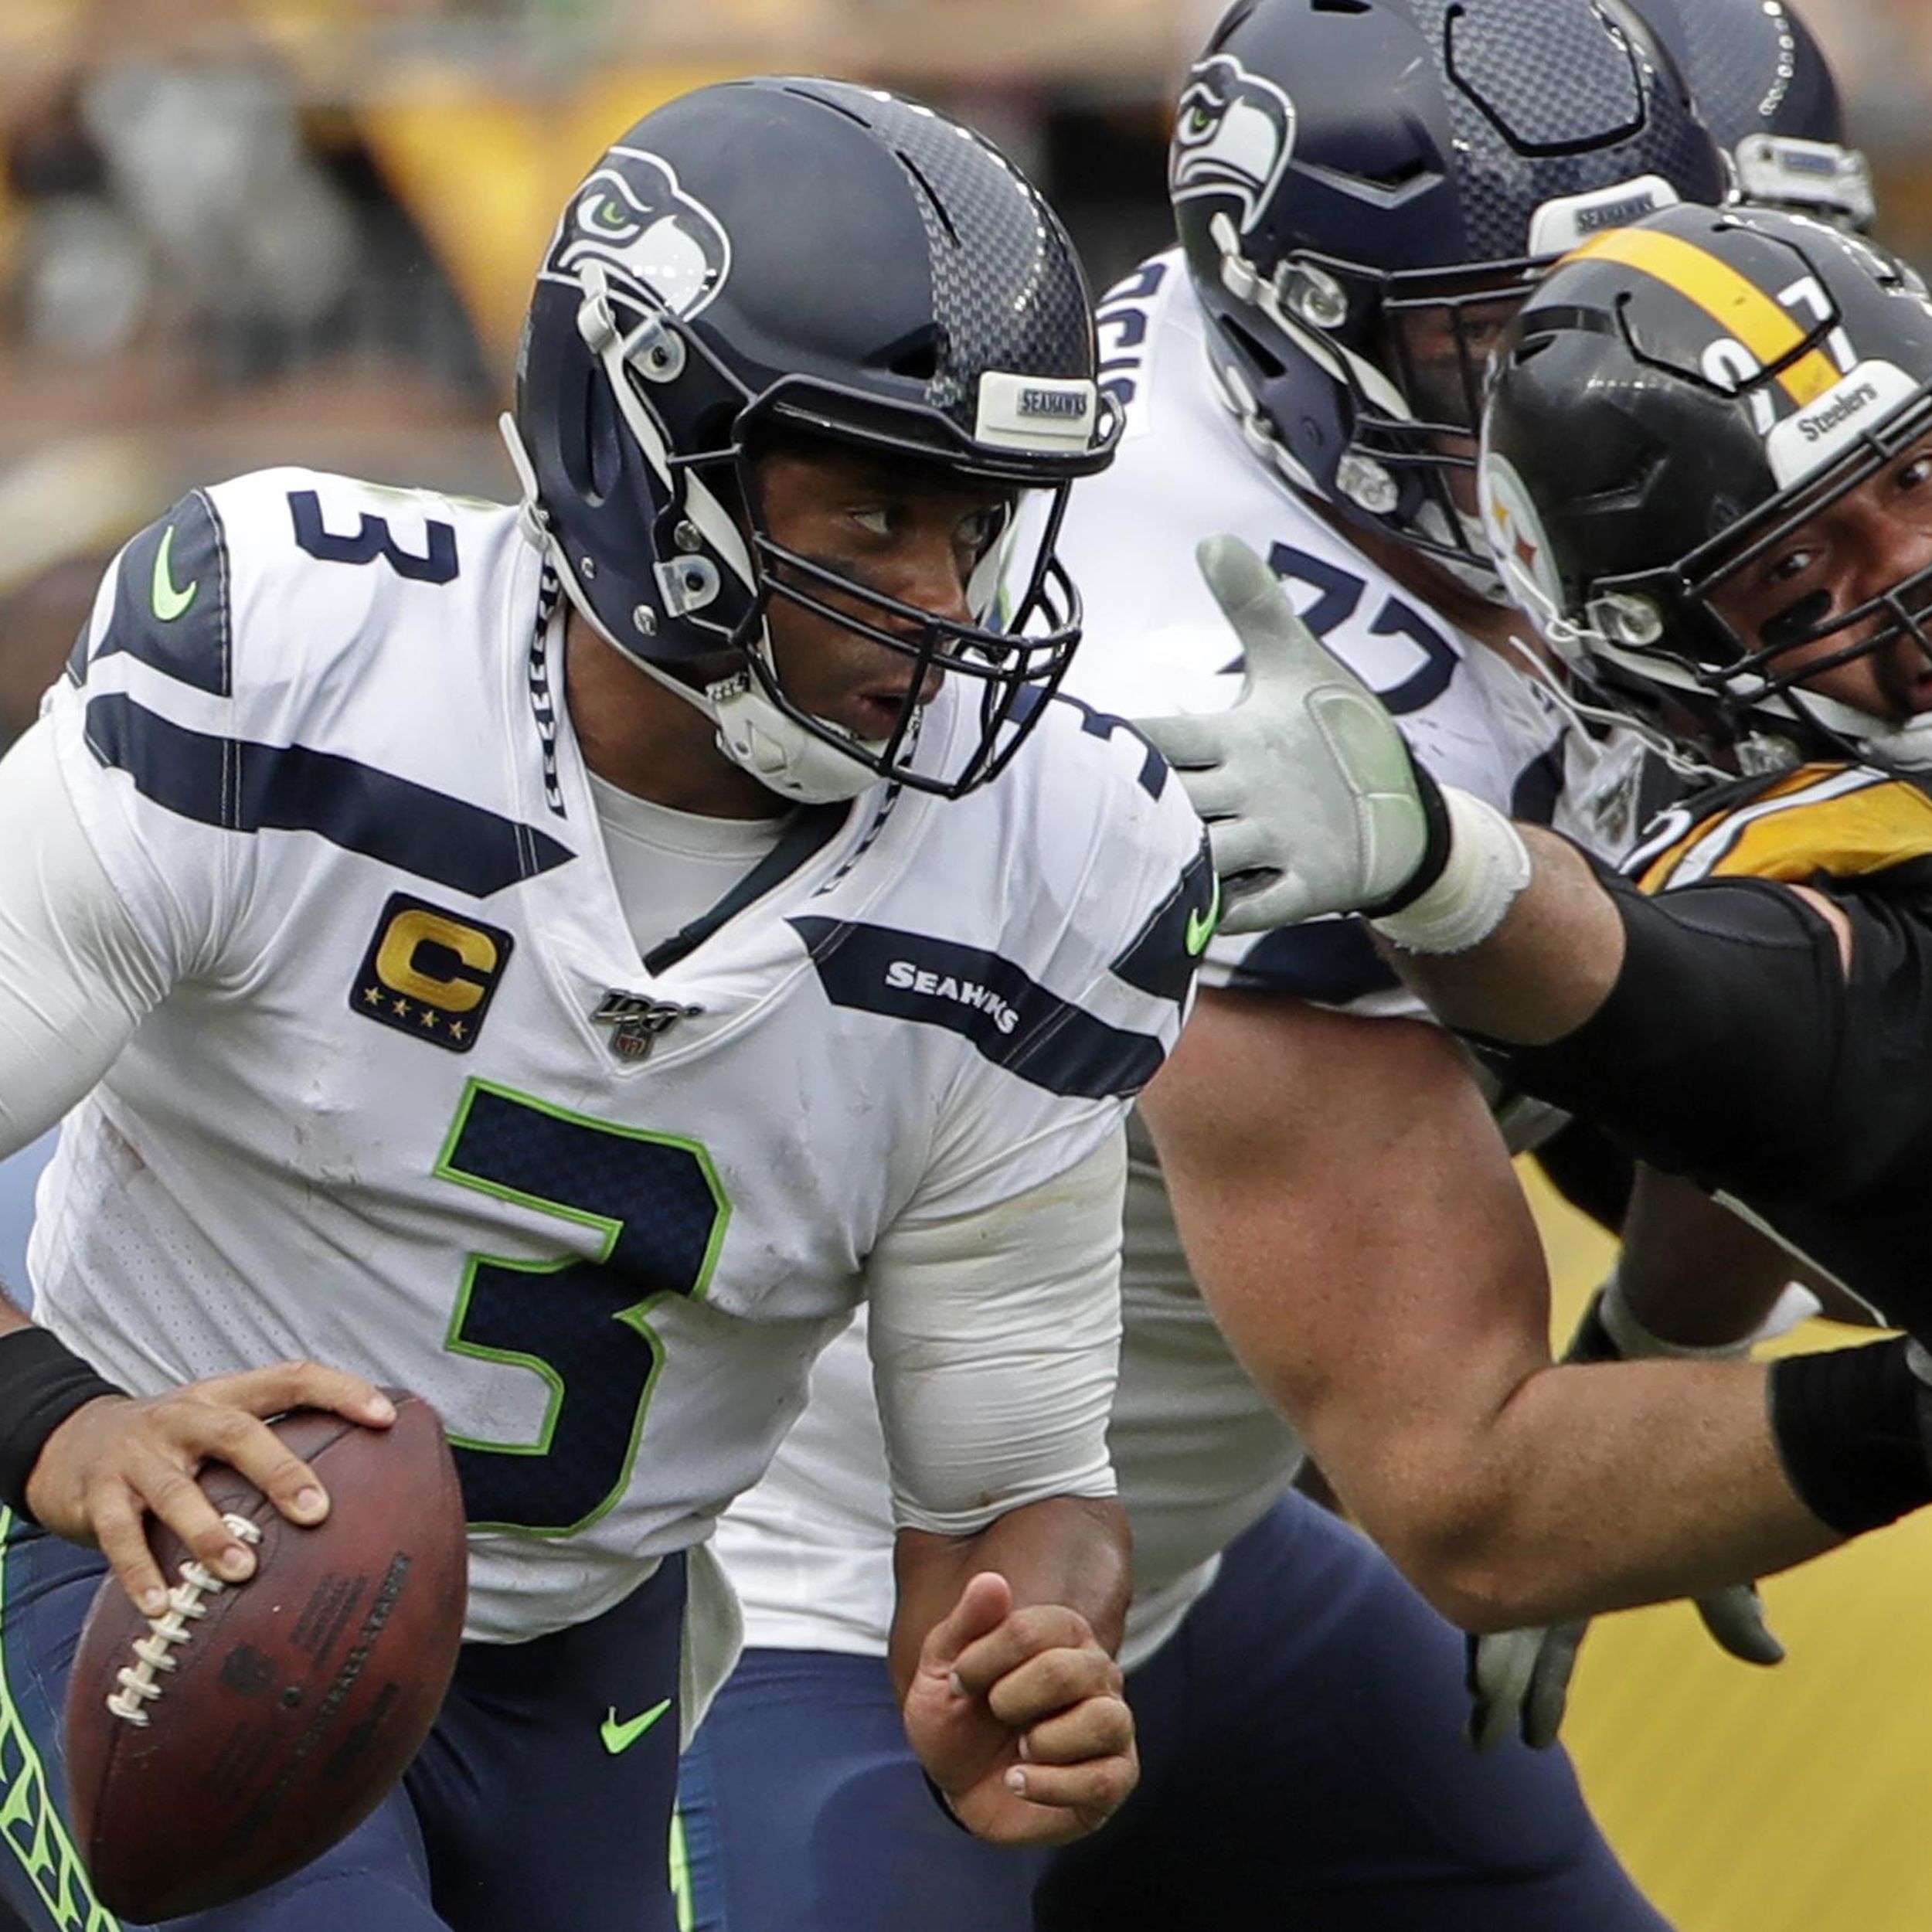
[0,1513,685,1931]
[679,1492,1670,1930]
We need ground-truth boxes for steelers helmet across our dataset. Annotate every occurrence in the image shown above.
[1482,202,1932,764]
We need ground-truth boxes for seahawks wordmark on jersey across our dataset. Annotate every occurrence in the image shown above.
[716,252,1656,1669]
[36,468,1206,1645]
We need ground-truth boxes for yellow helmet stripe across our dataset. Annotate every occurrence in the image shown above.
[1563,227,1842,406]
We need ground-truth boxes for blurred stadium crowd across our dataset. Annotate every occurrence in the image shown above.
[4,0,1931,750]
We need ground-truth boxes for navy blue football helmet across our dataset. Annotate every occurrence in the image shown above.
[1171,0,1726,591]
[1634,0,1872,230]
[1482,204,1932,767]
[510,77,1118,803]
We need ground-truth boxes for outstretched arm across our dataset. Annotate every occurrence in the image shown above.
[1134,536,1866,1158]
[1137,987,1846,1630]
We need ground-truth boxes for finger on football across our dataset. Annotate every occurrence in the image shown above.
[136,1454,263,1583]
[1696,1584,1784,1665]
[204,1360,397,1431]
[88,1484,172,1618]
[183,1403,332,1530]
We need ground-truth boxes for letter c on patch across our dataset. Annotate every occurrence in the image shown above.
[376,908,500,1012]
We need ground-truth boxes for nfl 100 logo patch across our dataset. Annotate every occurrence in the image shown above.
[592,990,703,1062]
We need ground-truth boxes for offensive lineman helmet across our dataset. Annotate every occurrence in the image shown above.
[510,77,1118,804]
[1633,0,1872,231]
[1481,202,1932,767]
[1170,0,1726,593]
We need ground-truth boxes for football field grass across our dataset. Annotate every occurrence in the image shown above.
[1528,1162,1932,1932]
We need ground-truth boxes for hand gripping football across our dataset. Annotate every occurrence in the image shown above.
[65,1390,468,1920]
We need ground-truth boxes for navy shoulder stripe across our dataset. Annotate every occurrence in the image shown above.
[790,917,1165,1099]
[1111,833,1213,1005]
[86,492,231,696]
[1223,917,1400,1003]
[84,694,573,899]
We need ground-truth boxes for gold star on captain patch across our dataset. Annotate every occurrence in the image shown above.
[350,892,512,1056]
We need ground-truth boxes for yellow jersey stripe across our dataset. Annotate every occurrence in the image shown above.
[1639,768,1932,890]
[1564,229,1841,406]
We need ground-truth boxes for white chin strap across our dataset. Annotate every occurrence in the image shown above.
[499,411,888,806]
[706,676,893,804]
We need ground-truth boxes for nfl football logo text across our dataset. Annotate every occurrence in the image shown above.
[352,893,513,1054]
[593,990,702,1062]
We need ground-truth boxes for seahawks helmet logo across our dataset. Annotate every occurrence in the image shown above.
[545,147,730,321]
[1169,56,1297,236]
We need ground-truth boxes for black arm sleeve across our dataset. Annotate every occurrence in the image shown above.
[1468,856,1932,1205]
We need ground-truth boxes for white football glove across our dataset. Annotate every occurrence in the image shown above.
[1466,1271,1804,1751]
[1132,535,1447,935]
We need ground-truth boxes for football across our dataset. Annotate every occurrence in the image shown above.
[64,1389,468,1920]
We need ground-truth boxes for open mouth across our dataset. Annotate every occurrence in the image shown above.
[849,692,911,739]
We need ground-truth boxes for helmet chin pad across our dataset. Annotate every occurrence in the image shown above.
[708,677,893,804]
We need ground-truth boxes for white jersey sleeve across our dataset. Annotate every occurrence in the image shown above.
[869,1128,1124,1536]
[41,491,263,984]
[0,719,172,1157]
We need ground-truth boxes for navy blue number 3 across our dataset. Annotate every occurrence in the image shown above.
[288,488,460,584]
[436,1081,730,1533]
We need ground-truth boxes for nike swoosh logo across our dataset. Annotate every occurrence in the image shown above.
[600,1697,672,1755]
[151,526,198,623]
[1185,873,1221,957]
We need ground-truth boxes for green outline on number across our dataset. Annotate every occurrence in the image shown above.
[434,1079,730,1539]
[0,1510,121,1930]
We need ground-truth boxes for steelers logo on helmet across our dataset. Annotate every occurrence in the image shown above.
[544,149,730,326]
[1169,55,1297,239]
[1478,452,1566,630]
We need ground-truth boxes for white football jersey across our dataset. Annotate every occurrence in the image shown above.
[29,468,1207,1645]
[715,252,1657,1669]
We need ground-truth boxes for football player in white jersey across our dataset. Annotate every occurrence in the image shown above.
[679,5,1751,1928]
[1165,196,1932,1608]
[0,79,1213,1932]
